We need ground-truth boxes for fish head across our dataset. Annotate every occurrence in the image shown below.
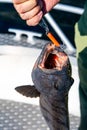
[32,43,74,98]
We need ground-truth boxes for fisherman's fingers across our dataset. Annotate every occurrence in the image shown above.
[12,0,44,26]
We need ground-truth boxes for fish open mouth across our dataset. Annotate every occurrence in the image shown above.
[39,44,68,70]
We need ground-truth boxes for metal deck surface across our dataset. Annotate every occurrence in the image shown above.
[0,99,80,130]
[0,33,80,130]
[0,33,47,49]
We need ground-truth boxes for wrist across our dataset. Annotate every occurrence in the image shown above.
[42,0,60,14]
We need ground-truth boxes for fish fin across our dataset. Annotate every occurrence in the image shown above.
[65,77,74,91]
[15,85,40,98]
[67,77,74,86]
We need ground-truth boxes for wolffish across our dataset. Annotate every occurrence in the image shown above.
[15,43,74,130]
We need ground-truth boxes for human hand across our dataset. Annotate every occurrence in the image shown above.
[12,0,44,26]
[12,0,60,26]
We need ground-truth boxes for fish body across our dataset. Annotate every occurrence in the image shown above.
[15,43,74,130]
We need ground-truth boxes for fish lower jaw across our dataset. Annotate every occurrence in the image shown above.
[38,64,67,71]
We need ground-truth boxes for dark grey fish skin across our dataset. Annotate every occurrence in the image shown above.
[15,43,74,130]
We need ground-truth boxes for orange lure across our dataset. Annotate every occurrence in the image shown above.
[47,32,60,47]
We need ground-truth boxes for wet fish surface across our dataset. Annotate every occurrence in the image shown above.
[15,43,74,130]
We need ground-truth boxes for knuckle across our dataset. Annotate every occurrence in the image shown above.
[16,4,24,13]
[20,13,26,20]
[26,20,31,26]
[26,18,39,26]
